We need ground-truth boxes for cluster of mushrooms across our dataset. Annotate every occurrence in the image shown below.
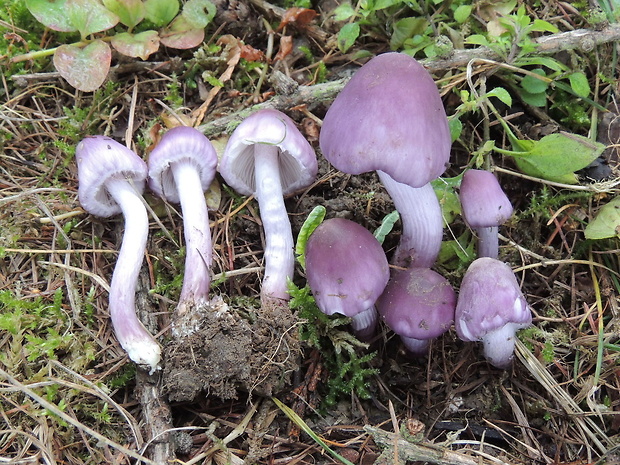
[76,51,532,376]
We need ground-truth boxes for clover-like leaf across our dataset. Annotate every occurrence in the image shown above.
[53,40,112,92]
[26,0,76,32]
[144,0,179,26]
[102,0,145,28]
[111,31,160,59]
[68,0,119,38]
[181,0,216,29]
[159,15,204,49]
[585,196,620,240]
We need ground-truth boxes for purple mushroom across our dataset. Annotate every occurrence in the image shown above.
[77,136,161,374]
[320,52,452,268]
[459,169,513,259]
[305,218,390,341]
[455,257,532,368]
[148,126,218,318]
[377,267,456,355]
[220,109,318,304]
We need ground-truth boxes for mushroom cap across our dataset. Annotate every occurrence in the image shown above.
[305,218,390,318]
[77,135,147,217]
[459,169,513,228]
[219,109,318,196]
[455,257,531,342]
[319,52,451,188]
[377,267,455,340]
[148,126,218,203]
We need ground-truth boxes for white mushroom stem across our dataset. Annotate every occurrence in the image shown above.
[349,307,378,342]
[171,162,212,310]
[377,171,443,268]
[253,143,294,301]
[482,323,520,369]
[400,336,430,355]
[106,177,161,374]
[476,226,499,259]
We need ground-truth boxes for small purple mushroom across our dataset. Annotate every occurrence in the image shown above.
[459,169,513,259]
[305,218,390,341]
[320,52,452,268]
[77,136,161,374]
[220,109,318,304]
[148,126,218,317]
[455,257,532,368]
[377,267,456,355]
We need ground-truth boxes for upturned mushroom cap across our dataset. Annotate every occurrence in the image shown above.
[148,126,218,203]
[305,218,390,318]
[77,136,148,217]
[319,52,451,188]
[377,267,456,341]
[456,257,532,368]
[459,170,513,228]
[219,109,318,195]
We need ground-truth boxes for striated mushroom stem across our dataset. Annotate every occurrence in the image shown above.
[171,162,212,307]
[377,170,443,268]
[106,177,161,374]
[476,225,499,259]
[253,143,294,301]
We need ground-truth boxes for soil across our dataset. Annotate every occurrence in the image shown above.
[163,296,300,401]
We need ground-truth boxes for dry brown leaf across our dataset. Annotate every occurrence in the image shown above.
[277,7,318,31]
[274,35,293,62]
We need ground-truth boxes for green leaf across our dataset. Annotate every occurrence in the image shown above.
[144,0,179,26]
[390,17,428,50]
[585,196,620,240]
[25,0,76,32]
[102,0,145,28]
[454,4,472,23]
[373,210,399,244]
[531,18,559,33]
[372,0,402,10]
[181,0,216,29]
[486,87,512,107]
[68,0,119,38]
[53,40,112,92]
[159,14,205,49]
[448,116,462,142]
[337,22,360,53]
[518,89,547,107]
[568,72,590,99]
[295,205,326,268]
[521,69,549,94]
[111,31,160,59]
[332,3,356,21]
[465,34,489,47]
[516,56,568,72]
[506,132,605,183]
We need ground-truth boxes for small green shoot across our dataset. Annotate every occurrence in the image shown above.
[373,210,399,245]
[295,205,326,270]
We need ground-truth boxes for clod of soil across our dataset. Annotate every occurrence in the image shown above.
[163,296,300,402]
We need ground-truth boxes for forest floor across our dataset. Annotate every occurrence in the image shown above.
[1,0,620,464]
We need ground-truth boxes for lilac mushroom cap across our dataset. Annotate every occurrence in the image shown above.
[220,109,318,303]
[305,218,390,341]
[377,267,456,355]
[320,52,452,268]
[77,136,161,374]
[459,169,513,259]
[148,126,218,316]
[455,257,532,368]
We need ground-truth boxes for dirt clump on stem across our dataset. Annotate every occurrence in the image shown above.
[163,296,300,401]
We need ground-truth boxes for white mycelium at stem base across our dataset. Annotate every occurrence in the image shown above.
[106,177,161,372]
[253,143,294,300]
[377,171,443,268]
[76,136,161,374]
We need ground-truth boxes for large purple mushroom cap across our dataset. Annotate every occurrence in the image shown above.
[377,267,456,355]
[459,170,513,259]
[319,52,451,188]
[455,257,532,368]
[319,52,452,268]
[305,218,390,341]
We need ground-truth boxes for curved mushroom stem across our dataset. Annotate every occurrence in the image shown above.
[253,143,294,302]
[349,307,378,342]
[377,171,443,268]
[475,226,499,259]
[482,323,519,369]
[107,177,161,374]
[172,162,212,312]
[400,336,430,355]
